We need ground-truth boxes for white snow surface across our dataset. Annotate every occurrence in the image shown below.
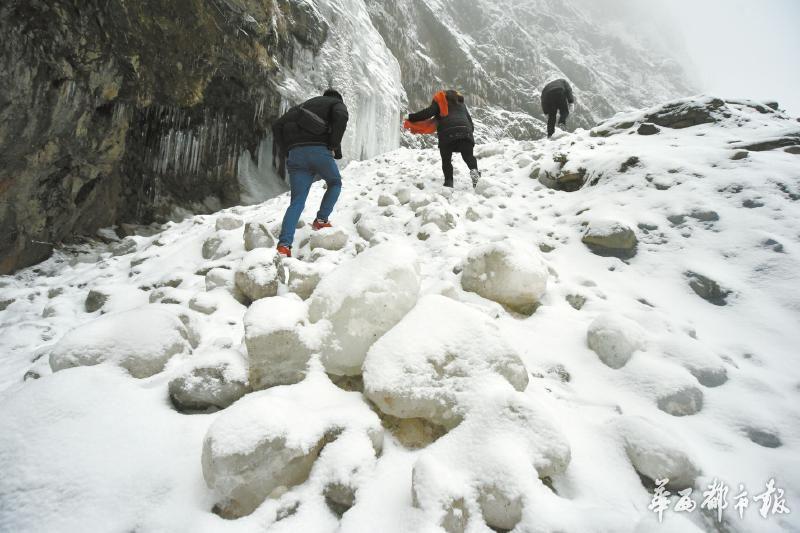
[1,96,800,532]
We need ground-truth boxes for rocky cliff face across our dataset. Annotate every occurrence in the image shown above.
[0,0,325,273]
[365,0,694,140]
[1,0,691,275]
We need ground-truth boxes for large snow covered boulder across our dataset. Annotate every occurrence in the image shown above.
[582,220,638,259]
[364,295,529,428]
[201,377,382,518]
[244,296,316,390]
[49,306,191,378]
[215,215,243,231]
[460,239,549,314]
[168,350,249,412]
[615,416,701,489]
[234,249,285,303]
[587,314,647,369]
[309,242,421,376]
[309,227,349,251]
[418,203,457,231]
[411,392,570,532]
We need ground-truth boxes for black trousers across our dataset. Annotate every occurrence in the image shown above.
[546,98,570,137]
[439,139,477,186]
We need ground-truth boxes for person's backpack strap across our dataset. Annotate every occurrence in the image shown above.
[296,103,330,135]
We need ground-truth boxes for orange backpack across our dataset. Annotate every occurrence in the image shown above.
[403,91,450,135]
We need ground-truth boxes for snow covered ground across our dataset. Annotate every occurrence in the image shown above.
[1,97,799,532]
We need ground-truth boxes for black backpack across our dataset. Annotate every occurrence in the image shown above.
[295,104,330,135]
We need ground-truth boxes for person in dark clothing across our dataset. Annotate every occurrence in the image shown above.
[541,79,575,138]
[272,89,349,257]
[407,90,480,189]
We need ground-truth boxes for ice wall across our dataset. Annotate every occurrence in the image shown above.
[275,0,406,161]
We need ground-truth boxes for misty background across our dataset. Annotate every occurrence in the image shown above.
[577,0,800,115]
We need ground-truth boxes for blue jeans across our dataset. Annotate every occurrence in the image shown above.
[278,145,342,247]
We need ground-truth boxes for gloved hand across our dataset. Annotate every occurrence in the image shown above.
[333,147,343,160]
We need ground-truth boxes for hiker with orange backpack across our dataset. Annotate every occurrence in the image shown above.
[405,90,480,189]
[272,89,349,258]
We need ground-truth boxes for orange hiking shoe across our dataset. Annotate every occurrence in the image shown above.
[276,244,292,258]
[312,218,332,231]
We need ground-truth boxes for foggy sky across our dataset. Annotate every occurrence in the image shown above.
[574,0,800,115]
[663,0,800,115]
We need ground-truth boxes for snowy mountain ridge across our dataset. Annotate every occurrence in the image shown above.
[0,96,799,532]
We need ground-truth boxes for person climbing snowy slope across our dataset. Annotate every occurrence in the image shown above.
[405,90,481,189]
[272,89,350,258]
[541,78,575,138]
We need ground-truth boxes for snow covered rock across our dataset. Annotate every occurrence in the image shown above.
[364,295,528,428]
[202,233,228,260]
[201,377,382,518]
[460,239,549,314]
[582,220,638,259]
[395,187,412,204]
[309,242,420,376]
[205,267,246,304]
[418,203,457,231]
[243,221,274,251]
[538,169,586,192]
[49,306,191,378]
[188,292,219,315]
[111,237,137,256]
[657,386,704,416]
[234,249,284,303]
[377,194,397,207]
[215,215,243,231]
[587,315,647,369]
[616,416,701,489]
[244,296,316,389]
[309,227,349,251]
[411,392,570,531]
[168,350,249,412]
[285,259,323,300]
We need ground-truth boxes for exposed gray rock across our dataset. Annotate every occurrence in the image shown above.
[377,194,398,207]
[637,123,660,135]
[169,353,249,412]
[582,221,638,259]
[243,222,275,251]
[202,234,228,260]
[731,150,749,160]
[84,289,109,313]
[0,1,314,274]
[689,210,719,222]
[309,227,349,251]
[566,294,586,310]
[686,271,732,306]
[111,237,137,257]
[746,427,782,448]
[0,298,14,311]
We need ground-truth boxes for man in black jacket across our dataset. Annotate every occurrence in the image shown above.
[541,79,575,138]
[408,90,480,189]
[272,89,349,257]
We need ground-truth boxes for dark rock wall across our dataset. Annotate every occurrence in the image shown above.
[0,0,326,274]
